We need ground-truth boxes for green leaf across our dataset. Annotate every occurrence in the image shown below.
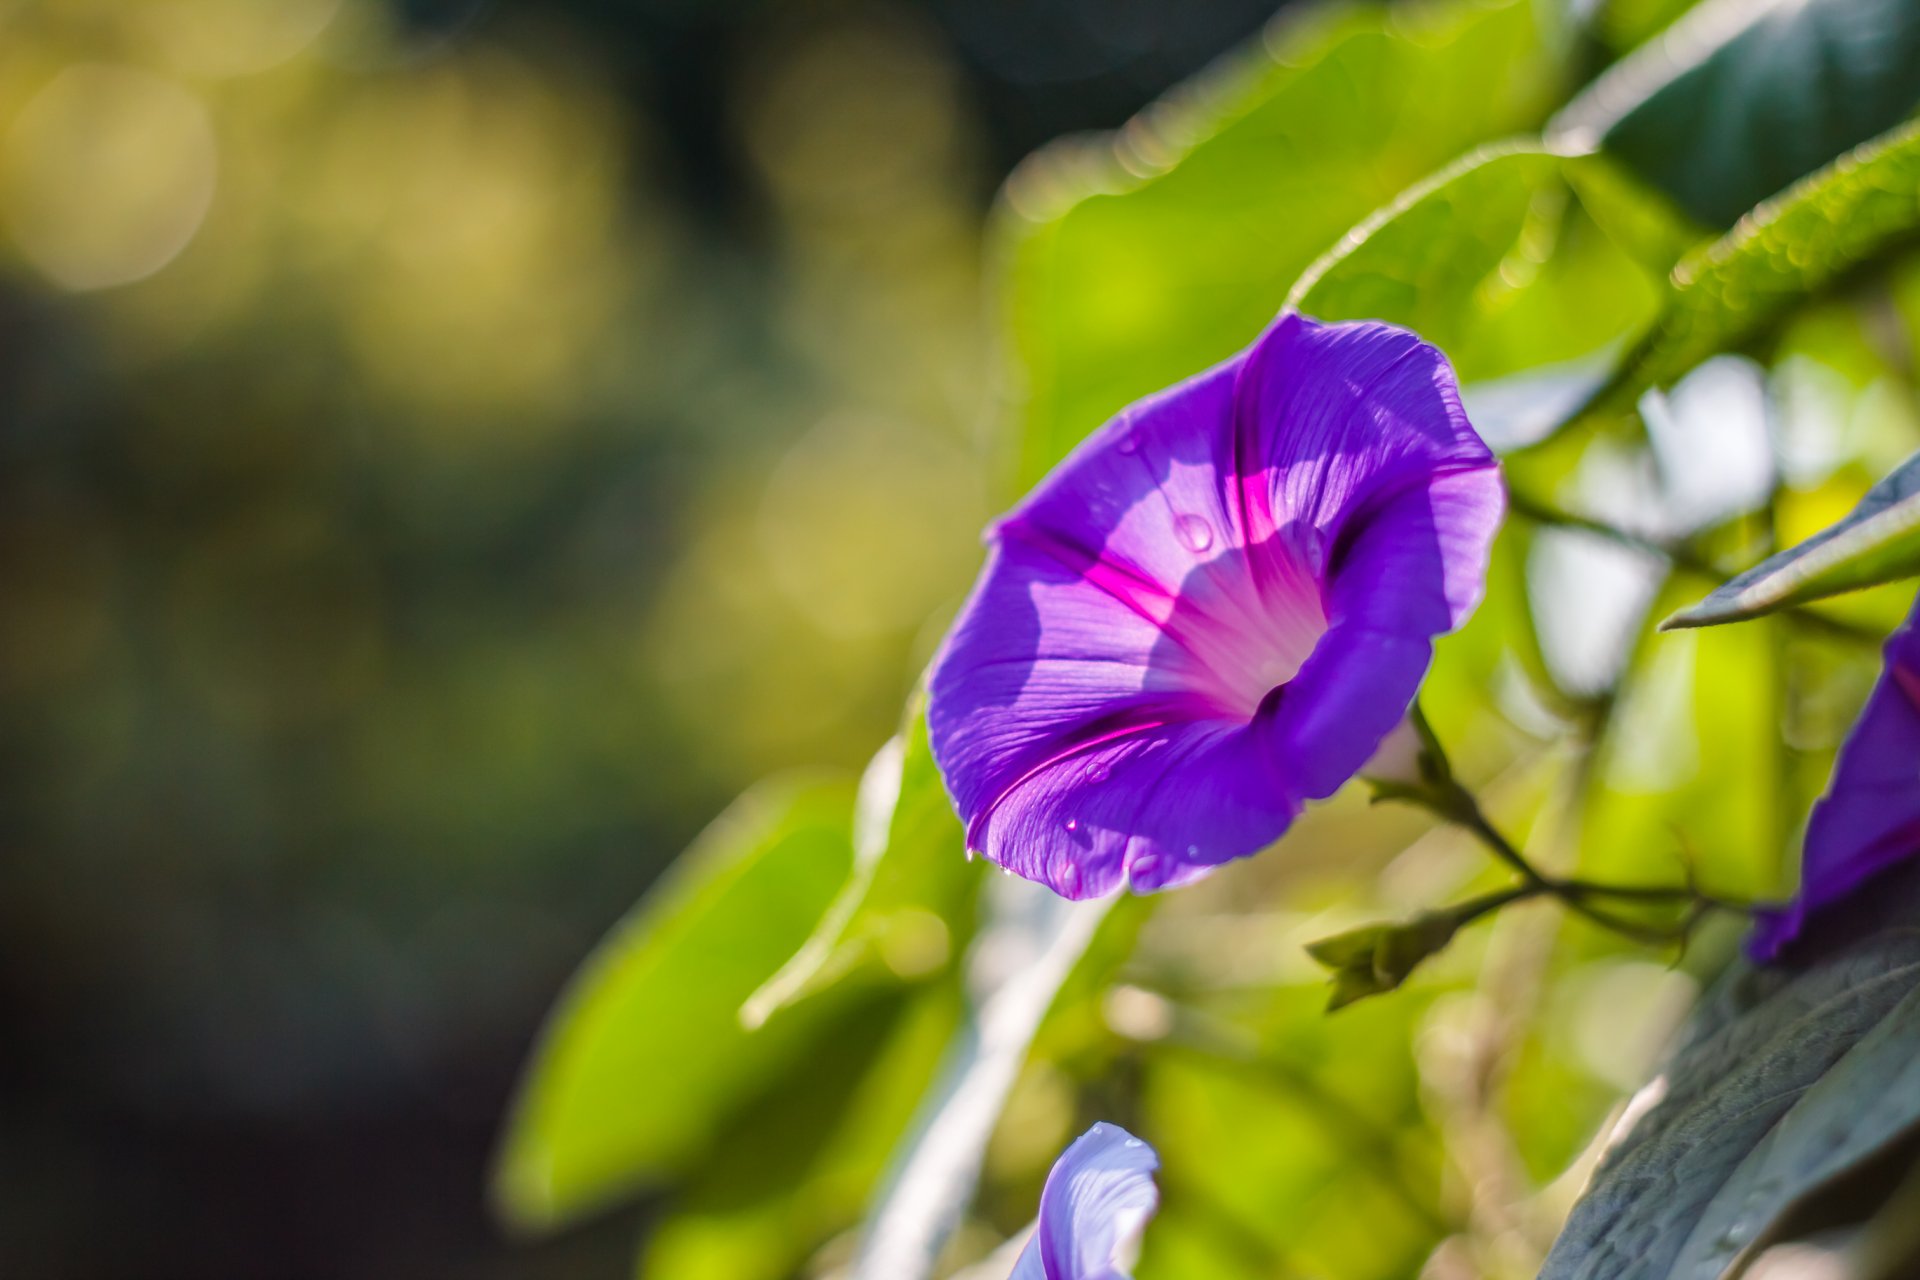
[1540,872,1920,1279]
[635,986,962,1280]
[1286,140,1675,450]
[492,773,860,1232]
[999,0,1558,488]
[743,706,976,1027]
[1668,982,1920,1277]
[1554,0,1920,226]
[1665,451,1920,628]
[1591,118,1920,420]
[1292,144,1658,366]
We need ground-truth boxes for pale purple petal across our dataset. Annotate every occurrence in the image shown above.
[927,312,1502,896]
[1751,595,1920,962]
[1010,1123,1159,1280]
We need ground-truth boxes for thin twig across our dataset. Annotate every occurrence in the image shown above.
[1392,772,1748,946]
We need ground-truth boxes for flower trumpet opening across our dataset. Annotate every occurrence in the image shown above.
[929,312,1504,901]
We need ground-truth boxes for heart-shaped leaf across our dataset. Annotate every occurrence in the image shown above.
[1289,143,1666,452]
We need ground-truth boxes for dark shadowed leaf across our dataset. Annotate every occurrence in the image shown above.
[1554,0,1920,226]
[1667,983,1920,1277]
[1540,865,1920,1280]
[492,774,860,1232]
[1665,452,1920,628]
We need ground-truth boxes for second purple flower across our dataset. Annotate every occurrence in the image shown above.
[1750,594,1920,962]
[928,313,1504,899]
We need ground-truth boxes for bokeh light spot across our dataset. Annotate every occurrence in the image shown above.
[2,64,218,291]
[134,0,345,78]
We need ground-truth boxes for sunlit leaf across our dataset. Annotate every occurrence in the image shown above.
[493,774,860,1232]
[999,0,1558,488]
[1554,0,1920,226]
[636,987,963,1280]
[1289,141,1673,451]
[743,706,977,1027]
[1665,451,1920,629]
[1540,866,1920,1279]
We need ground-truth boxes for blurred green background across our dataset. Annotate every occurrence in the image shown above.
[0,1,1282,1274]
[10,0,1920,1278]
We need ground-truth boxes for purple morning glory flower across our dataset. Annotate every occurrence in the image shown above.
[1750,595,1920,962]
[927,313,1504,898]
[1011,1122,1159,1280]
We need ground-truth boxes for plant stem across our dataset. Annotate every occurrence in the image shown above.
[1404,773,1748,945]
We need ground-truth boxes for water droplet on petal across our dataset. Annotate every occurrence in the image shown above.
[1174,513,1213,553]
[1064,818,1078,831]
[1116,431,1139,455]
[1185,844,1200,857]
[1124,1137,1143,1148]
[1088,762,1111,783]
[1057,862,1082,895]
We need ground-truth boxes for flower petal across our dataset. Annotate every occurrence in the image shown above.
[1011,1123,1160,1280]
[928,312,1502,898]
[957,714,1301,898]
[1234,313,1499,619]
[1751,594,1920,961]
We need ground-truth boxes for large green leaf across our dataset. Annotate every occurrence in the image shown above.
[1585,119,1920,422]
[492,774,861,1231]
[1554,0,1920,226]
[1540,870,1920,1279]
[1665,451,1920,629]
[636,987,963,1280]
[999,0,1558,489]
[1669,983,1920,1277]
[743,706,976,1028]
[1289,142,1666,448]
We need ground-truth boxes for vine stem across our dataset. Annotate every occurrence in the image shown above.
[1449,780,1747,942]
[1376,719,1749,946]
